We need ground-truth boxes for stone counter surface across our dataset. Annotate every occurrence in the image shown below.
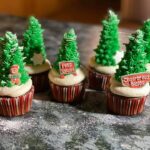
[0,16,149,150]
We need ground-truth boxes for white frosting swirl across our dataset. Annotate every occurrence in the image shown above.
[110,77,150,97]
[89,57,118,74]
[49,68,86,86]
[25,59,51,74]
[89,51,124,75]
[0,79,32,97]
[146,63,150,73]
[114,50,124,64]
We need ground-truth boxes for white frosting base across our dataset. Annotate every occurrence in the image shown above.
[25,59,51,74]
[49,68,86,86]
[0,79,32,97]
[146,63,150,73]
[110,77,150,97]
[89,51,124,75]
[89,57,118,75]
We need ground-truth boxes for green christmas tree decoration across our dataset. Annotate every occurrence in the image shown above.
[95,10,120,66]
[53,28,80,72]
[22,16,46,65]
[141,19,150,63]
[0,32,30,87]
[115,30,147,82]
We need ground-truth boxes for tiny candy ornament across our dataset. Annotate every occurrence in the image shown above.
[49,28,86,103]
[0,32,34,117]
[107,30,150,116]
[9,65,21,85]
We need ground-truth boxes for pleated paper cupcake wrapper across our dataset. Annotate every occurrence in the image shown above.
[88,67,111,91]
[0,86,34,117]
[50,81,85,103]
[31,70,49,93]
[107,90,147,116]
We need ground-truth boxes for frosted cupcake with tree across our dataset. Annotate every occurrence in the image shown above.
[88,10,124,91]
[22,16,51,92]
[107,30,150,116]
[0,32,34,117]
[49,28,86,103]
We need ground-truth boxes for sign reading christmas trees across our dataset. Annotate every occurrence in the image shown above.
[121,73,150,88]
[59,61,76,78]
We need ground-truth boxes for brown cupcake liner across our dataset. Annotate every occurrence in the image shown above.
[0,86,34,117]
[107,90,147,116]
[88,67,111,91]
[31,70,49,93]
[50,81,85,103]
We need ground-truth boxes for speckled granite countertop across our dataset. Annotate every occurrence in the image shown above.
[0,16,149,150]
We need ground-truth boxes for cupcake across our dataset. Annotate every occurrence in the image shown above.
[107,30,150,116]
[22,16,51,93]
[49,29,86,103]
[0,32,34,117]
[141,19,150,72]
[88,10,124,91]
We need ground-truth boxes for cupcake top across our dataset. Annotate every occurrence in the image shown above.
[115,30,146,82]
[89,10,123,75]
[141,19,150,63]
[22,16,50,74]
[53,28,80,71]
[0,32,32,97]
[94,10,120,66]
[141,19,150,73]
[111,30,150,97]
[49,28,85,86]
